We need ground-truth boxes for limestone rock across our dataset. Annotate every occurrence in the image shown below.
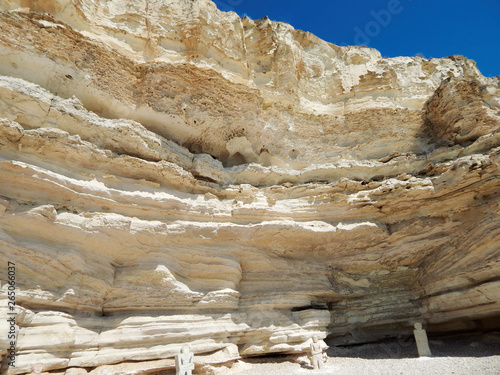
[0,0,499,374]
[424,77,500,145]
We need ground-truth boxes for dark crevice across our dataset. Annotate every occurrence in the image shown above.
[291,302,328,312]
[192,174,218,183]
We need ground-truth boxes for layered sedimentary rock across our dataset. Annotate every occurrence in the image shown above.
[0,0,499,374]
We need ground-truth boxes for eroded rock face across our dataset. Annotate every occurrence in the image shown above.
[0,0,499,374]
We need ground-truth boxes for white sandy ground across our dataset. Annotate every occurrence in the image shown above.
[210,335,500,375]
[217,356,500,375]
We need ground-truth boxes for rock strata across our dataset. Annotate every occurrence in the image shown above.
[0,0,499,374]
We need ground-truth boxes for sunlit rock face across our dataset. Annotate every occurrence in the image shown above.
[0,0,499,373]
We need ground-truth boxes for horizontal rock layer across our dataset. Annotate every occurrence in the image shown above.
[0,0,499,374]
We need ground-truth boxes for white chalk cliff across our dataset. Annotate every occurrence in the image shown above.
[0,0,499,373]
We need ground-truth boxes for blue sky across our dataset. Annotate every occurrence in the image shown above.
[213,0,499,77]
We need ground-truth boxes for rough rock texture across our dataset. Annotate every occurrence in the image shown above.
[0,0,499,374]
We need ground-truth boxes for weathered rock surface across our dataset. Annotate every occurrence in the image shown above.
[0,0,499,374]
